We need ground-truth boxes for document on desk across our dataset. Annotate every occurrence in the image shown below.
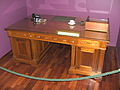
[57,31,80,37]
[53,16,76,22]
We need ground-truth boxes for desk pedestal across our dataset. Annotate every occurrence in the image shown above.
[10,37,51,66]
[69,46,106,76]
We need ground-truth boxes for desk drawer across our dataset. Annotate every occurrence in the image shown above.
[78,40,100,48]
[35,34,78,45]
[8,31,100,49]
[8,31,29,38]
[35,34,52,41]
[58,37,77,45]
[8,31,78,46]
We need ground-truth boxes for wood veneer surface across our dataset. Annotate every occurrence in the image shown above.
[5,15,109,41]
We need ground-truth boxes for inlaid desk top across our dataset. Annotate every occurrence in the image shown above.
[6,15,109,50]
[6,15,109,41]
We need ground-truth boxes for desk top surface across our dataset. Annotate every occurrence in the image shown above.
[6,15,109,42]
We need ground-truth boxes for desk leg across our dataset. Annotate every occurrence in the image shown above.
[71,46,76,66]
[69,46,76,74]
[31,40,52,66]
[97,50,105,73]
[30,40,40,66]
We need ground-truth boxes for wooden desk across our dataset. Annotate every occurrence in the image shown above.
[5,15,109,76]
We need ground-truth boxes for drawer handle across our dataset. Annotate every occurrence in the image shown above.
[72,41,75,43]
[79,42,84,44]
[63,40,67,42]
[45,37,49,39]
[24,34,27,36]
[53,38,57,40]
[16,33,20,35]
[37,36,41,38]
[30,35,32,37]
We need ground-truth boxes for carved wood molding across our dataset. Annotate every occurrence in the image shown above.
[81,47,95,53]
[7,31,108,50]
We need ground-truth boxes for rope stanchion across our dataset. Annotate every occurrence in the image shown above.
[0,66,120,82]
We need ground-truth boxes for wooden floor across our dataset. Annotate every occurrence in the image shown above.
[0,44,119,90]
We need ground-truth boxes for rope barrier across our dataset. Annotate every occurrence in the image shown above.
[0,66,120,82]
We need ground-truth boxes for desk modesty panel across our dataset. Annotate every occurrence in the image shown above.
[5,15,109,76]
